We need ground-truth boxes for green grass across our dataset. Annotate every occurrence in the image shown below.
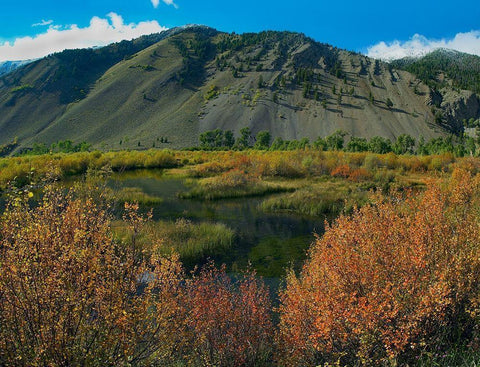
[110,187,163,205]
[179,170,294,200]
[152,219,234,260]
[408,347,480,367]
[260,179,369,216]
[113,218,234,265]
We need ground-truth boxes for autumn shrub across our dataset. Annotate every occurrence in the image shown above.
[383,151,398,170]
[185,264,274,366]
[346,152,367,168]
[399,155,428,172]
[57,153,91,176]
[230,153,253,171]
[304,156,330,176]
[454,156,480,175]
[330,164,351,179]
[251,152,305,178]
[426,153,454,172]
[363,153,382,171]
[0,184,274,366]
[347,167,372,182]
[143,150,178,169]
[278,170,480,366]
[0,187,188,365]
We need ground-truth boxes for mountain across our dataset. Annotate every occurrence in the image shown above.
[0,60,33,77]
[391,49,480,132]
[391,49,480,93]
[0,27,479,151]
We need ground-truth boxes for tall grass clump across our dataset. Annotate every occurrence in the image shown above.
[109,186,163,205]
[113,218,234,265]
[260,181,369,216]
[180,169,293,200]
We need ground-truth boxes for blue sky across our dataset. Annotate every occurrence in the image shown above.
[1,0,479,61]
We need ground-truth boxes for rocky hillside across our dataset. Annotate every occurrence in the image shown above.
[0,26,478,150]
[392,49,480,133]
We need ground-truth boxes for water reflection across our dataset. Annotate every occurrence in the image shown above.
[109,170,325,278]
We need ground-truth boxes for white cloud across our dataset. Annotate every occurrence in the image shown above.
[367,30,480,61]
[0,13,168,62]
[32,19,53,27]
[151,0,178,9]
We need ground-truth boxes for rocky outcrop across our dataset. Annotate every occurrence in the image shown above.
[441,90,480,133]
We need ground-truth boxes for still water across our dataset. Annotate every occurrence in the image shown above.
[109,170,326,278]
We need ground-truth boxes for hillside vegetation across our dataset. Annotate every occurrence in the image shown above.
[392,49,480,93]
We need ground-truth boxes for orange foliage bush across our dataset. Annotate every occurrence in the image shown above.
[347,167,373,182]
[331,165,372,182]
[185,264,273,366]
[278,169,480,365]
[330,164,351,179]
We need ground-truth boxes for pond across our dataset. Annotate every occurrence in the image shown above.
[108,169,326,279]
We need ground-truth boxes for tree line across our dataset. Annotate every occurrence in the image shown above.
[197,128,480,157]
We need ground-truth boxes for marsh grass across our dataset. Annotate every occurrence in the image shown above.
[179,169,293,200]
[112,218,234,265]
[0,150,178,190]
[260,180,369,216]
[3,149,480,193]
[111,187,163,205]
[403,347,480,367]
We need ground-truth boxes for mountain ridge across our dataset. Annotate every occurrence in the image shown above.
[0,27,479,151]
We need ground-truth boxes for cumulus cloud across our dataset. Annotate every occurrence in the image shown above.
[0,13,168,62]
[151,0,178,9]
[32,19,53,27]
[367,30,480,61]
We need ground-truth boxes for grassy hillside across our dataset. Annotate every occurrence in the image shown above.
[1,27,478,151]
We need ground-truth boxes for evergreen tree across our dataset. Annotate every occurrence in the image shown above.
[258,75,264,88]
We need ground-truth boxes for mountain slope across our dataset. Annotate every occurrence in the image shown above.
[391,49,480,93]
[392,49,480,132]
[0,27,478,150]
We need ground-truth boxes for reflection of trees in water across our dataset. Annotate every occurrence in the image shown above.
[109,174,324,277]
